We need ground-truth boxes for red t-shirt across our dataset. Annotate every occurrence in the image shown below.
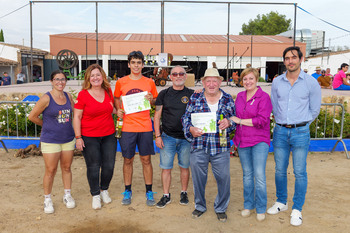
[114,76,158,132]
[75,89,115,137]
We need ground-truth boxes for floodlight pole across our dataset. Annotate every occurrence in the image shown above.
[28,0,298,77]
[250,35,253,65]
[30,1,33,83]
[161,1,164,53]
[96,2,99,62]
[226,3,230,86]
[293,3,297,46]
[86,34,88,67]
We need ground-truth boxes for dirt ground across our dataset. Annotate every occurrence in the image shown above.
[0,150,349,233]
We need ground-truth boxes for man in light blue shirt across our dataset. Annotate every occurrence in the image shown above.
[268,46,321,227]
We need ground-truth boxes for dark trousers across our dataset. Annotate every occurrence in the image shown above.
[82,133,117,196]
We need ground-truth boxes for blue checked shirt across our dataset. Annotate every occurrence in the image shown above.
[181,89,236,156]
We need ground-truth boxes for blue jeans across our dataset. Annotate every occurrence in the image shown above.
[190,149,230,213]
[272,123,310,211]
[334,84,350,90]
[82,133,117,196]
[237,142,269,214]
[159,132,191,169]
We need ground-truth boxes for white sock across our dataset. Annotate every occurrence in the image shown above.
[44,194,51,200]
[181,191,187,194]
[64,189,71,196]
[164,193,170,197]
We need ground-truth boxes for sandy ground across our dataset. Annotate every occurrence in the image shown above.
[0,149,349,233]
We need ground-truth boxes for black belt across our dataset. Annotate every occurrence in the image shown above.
[276,122,308,128]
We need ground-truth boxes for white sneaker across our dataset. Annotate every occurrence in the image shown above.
[241,209,251,217]
[267,202,288,215]
[63,194,76,209]
[92,195,101,210]
[44,199,54,214]
[257,213,266,222]
[290,209,303,226]
[100,190,112,204]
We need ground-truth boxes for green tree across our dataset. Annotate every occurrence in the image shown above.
[240,11,292,35]
[0,29,4,42]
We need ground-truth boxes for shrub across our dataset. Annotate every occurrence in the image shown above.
[0,103,41,137]
[310,102,350,138]
[258,77,266,82]
[1,100,349,140]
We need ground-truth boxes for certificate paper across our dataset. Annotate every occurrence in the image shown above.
[158,53,168,67]
[122,91,151,114]
[191,112,217,133]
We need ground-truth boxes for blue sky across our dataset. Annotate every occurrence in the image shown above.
[1,0,349,51]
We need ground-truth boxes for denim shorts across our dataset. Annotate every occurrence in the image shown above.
[119,131,155,159]
[159,132,191,169]
[41,138,76,153]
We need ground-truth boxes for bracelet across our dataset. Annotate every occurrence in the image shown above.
[155,134,161,138]
[75,135,82,139]
[239,119,242,125]
[228,118,234,126]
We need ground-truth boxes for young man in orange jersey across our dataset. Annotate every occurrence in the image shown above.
[114,51,158,206]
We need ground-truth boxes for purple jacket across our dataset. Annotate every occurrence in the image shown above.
[232,87,272,148]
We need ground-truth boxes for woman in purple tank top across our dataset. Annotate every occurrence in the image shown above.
[28,70,76,214]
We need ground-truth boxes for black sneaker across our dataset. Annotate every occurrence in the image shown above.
[192,209,205,218]
[180,192,189,205]
[216,212,227,222]
[156,194,171,208]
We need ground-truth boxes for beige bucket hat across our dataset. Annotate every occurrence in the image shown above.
[201,68,224,81]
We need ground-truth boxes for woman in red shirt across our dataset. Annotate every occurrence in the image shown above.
[73,64,117,210]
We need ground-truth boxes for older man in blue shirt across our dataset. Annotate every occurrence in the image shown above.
[182,68,236,222]
[268,46,321,226]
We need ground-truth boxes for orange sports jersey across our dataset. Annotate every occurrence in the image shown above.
[114,76,158,132]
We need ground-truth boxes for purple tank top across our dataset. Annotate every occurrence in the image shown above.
[40,92,75,143]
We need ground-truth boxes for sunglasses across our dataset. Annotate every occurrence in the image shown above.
[129,51,143,56]
[171,72,185,77]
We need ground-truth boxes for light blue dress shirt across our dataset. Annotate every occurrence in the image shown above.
[271,70,321,125]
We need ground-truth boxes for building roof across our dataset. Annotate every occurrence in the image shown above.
[306,48,350,59]
[50,32,306,57]
[0,42,49,55]
[0,57,18,66]
[53,32,293,44]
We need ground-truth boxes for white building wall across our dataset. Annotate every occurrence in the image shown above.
[0,44,19,61]
[303,52,350,75]
[102,54,109,77]
[260,57,267,80]
[78,55,82,73]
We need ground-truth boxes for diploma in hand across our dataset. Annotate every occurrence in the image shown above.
[122,91,151,114]
[191,112,217,133]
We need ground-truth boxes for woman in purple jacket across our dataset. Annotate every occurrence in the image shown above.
[229,68,272,222]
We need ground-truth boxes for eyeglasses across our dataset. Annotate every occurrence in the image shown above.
[171,72,185,77]
[129,51,143,56]
[53,78,66,83]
